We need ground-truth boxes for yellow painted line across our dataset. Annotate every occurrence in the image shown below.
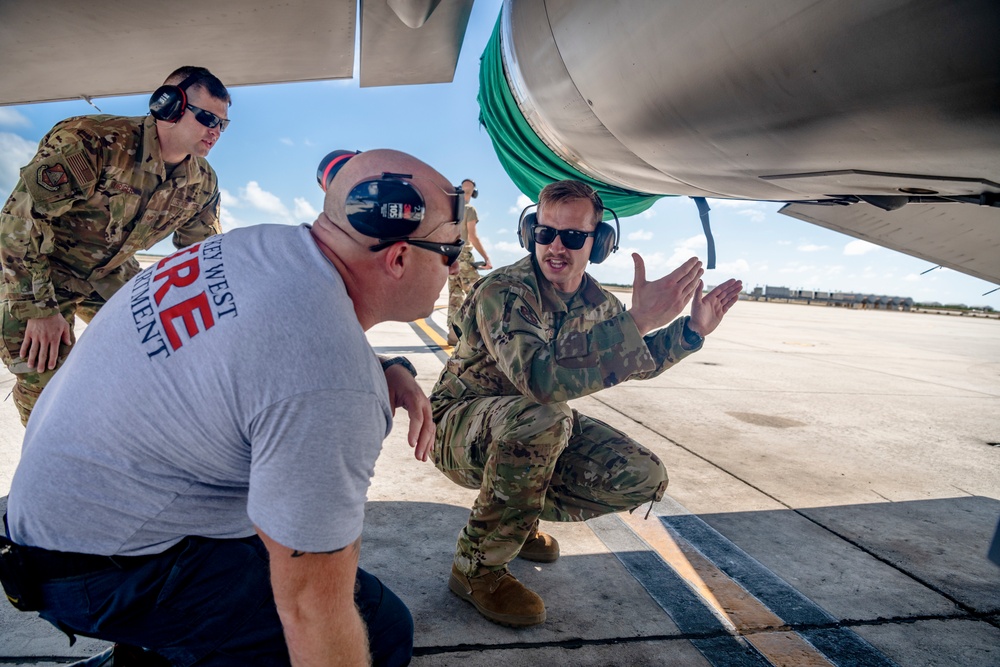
[413,318,452,350]
[746,632,836,667]
[620,511,834,666]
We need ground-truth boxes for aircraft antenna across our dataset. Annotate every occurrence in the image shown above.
[79,95,103,113]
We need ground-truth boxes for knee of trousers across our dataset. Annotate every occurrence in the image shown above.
[12,380,44,426]
[628,454,669,501]
[496,400,574,458]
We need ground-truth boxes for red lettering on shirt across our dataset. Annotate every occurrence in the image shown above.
[160,293,215,351]
[156,244,200,268]
[154,256,201,305]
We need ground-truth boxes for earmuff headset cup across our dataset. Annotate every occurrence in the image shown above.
[149,73,201,123]
[517,206,619,264]
[317,150,361,192]
[345,177,424,239]
[315,150,429,240]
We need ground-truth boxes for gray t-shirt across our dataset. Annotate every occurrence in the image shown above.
[8,224,391,556]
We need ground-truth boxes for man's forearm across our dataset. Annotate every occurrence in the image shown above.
[282,602,370,667]
[260,529,371,666]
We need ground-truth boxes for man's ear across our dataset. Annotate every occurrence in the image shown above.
[380,242,408,280]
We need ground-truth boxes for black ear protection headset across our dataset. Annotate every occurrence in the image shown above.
[517,202,620,264]
[316,150,463,240]
[462,179,478,198]
[149,72,202,123]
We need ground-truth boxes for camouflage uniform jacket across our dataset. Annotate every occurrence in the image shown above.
[0,114,222,321]
[431,255,702,415]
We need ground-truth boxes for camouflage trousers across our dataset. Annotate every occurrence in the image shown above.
[0,292,103,426]
[446,252,479,335]
[433,395,668,576]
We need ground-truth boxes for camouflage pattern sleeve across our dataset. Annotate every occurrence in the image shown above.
[632,315,704,381]
[0,125,102,320]
[171,189,222,249]
[475,278,662,404]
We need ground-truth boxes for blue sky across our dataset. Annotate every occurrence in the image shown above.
[0,0,996,309]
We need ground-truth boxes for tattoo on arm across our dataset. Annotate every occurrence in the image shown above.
[290,541,356,558]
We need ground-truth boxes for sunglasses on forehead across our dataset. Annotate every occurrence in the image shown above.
[532,224,597,250]
[369,238,466,266]
[185,104,230,132]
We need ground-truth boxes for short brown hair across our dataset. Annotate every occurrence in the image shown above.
[537,180,603,226]
[165,66,231,106]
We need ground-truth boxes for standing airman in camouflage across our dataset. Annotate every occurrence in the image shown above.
[0,66,230,425]
[446,178,491,345]
[431,180,743,626]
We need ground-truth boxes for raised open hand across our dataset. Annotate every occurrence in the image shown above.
[689,278,743,337]
[628,255,703,336]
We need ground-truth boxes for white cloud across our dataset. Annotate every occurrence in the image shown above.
[797,243,828,252]
[844,239,879,256]
[280,137,294,146]
[508,194,533,215]
[712,258,750,274]
[494,240,526,254]
[903,273,921,282]
[707,198,767,222]
[780,262,815,274]
[0,109,30,129]
[219,205,244,233]
[0,132,36,192]
[640,208,657,219]
[293,197,318,221]
[220,188,240,208]
[242,181,290,219]
[777,240,792,246]
[627,229,653,241]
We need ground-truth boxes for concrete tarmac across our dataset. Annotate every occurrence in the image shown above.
[1,290,998,666]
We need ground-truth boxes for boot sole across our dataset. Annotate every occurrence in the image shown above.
[517,548,560,563]
[448,573,546,627]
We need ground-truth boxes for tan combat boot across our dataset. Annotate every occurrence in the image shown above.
[517,522,560,563]
[448,565,546,626]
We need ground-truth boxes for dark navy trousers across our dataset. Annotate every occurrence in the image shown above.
[35,535,413,666]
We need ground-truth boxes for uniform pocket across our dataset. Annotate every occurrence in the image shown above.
[107,193,143,244]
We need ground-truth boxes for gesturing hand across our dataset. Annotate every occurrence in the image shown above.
[627,255,703,336]
[689,278,743,337]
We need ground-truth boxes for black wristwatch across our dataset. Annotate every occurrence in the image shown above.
[380,356,417,378]
[682,320,704,347]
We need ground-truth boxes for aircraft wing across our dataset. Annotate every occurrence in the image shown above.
[0,0,474,106]
[780,200,1000,285]
[478,0,1000,285]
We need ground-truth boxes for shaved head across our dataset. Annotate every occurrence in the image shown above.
[322,149,459,246]
[309,148,462,330]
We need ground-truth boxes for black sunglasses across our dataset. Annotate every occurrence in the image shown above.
[369,239,465,266]
[532,224,596,250]
[185,104,230,132]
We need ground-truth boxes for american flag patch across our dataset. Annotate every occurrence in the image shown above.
[66,151,96,185]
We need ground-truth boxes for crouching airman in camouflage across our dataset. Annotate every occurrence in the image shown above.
[430,179,742,626]
[0,66,229,425]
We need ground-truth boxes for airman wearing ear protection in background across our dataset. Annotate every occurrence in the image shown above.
[3,149,461,666]
[0,65,229,425]
[430,179,743,627]
[446,178,491,345]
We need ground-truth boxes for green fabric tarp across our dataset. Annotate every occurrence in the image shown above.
[477,14,669,219]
